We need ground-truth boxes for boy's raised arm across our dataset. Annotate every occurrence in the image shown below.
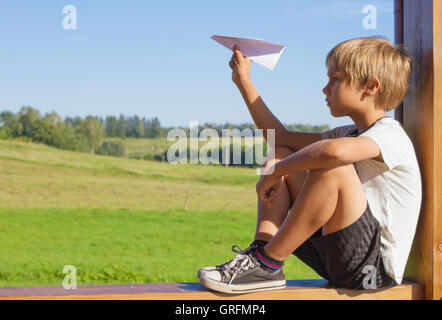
[230,46,322,151]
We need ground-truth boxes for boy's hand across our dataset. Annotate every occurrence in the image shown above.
[256,170,283,208]
[229,45,252,87]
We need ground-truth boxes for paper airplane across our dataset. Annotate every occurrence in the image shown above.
[211,35,286,71]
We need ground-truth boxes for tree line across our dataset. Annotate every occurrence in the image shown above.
[0,107,169,155]
[0,106,330,160]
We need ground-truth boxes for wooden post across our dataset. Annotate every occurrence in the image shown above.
[394,0,404,124]
[402,0,442,300]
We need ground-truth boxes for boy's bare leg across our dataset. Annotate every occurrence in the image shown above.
[254,147,308,243]
[198,149,366,293]
[263,164,367,261]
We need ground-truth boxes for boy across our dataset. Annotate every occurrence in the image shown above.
[198,37,422,293]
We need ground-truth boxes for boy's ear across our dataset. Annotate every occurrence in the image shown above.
[364,77,381,96]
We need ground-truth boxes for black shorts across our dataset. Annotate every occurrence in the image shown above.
[292,202,394,290]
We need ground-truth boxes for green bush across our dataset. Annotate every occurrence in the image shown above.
[12,136,33,142]
[0,129,10,140]
[143,153,165,161]
[96,141,126,157]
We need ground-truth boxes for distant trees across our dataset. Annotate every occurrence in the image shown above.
[96,141,125,157]
[0,107,109,154]
[285,123,330,133]
[103,115,163,139]
[167,122,330,137]
[0,107,171,154]
[0,111,18,138]
[77,117,105,154]
[0,106,330,164]
[1,107,65,147]
[105,116,118,138]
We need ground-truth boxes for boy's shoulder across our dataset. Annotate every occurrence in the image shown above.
[322,117,404,140]
[358,117,408,141]
[357,118,419,170]
[320,124,357,140]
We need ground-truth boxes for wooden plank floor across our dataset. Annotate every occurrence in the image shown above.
[0,279,424,300]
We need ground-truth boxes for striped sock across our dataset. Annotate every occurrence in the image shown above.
[255,247,284,272]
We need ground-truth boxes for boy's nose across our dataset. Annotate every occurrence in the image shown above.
[322,85,329,96]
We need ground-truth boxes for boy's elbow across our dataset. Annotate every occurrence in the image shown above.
[272,127,290,148]
[323,140,347,162]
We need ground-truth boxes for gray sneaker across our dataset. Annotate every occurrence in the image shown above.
[199,249,286,294]
[198,244,257,279]
[197,244,258,279]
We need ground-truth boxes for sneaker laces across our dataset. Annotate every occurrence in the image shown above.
[222,245,257,286]
[231,244,246,254]
[231,244,258,254]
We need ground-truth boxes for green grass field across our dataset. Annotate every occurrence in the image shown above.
[0,139,321,286]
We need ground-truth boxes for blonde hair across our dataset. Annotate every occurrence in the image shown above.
[326,36,413,111]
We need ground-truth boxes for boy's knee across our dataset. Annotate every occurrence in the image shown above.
[262,146,295,168]
[273,146,295,159]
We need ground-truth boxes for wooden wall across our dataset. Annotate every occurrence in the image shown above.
[402,0,441,300]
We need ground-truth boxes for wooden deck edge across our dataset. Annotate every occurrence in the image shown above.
[0,280,425,300]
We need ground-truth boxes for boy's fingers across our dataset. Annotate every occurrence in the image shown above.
[261,189,274,206]
[230,54,238,66]
[233,45,244,61]
[259,191,267,204]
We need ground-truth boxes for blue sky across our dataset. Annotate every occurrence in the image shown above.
[0,0,395,128]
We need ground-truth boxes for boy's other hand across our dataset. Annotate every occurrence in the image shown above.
[229,45,252,87]
[256,171,283,208]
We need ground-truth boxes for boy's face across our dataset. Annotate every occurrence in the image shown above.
[322,68,366,117]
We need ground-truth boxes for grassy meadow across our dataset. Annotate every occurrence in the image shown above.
[0,138,321,286]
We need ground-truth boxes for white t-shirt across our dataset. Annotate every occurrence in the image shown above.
[320,117,422,284]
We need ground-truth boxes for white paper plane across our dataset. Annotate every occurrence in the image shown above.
[211,35,286,71]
